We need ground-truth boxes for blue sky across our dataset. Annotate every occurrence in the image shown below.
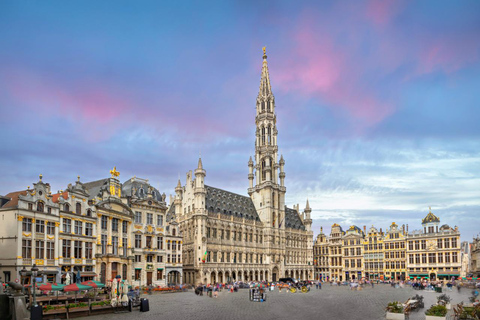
[1,0,479,241]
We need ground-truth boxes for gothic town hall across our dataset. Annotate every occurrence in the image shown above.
[174,49,314,285]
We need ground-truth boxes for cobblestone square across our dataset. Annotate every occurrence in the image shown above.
[78,285,474,320]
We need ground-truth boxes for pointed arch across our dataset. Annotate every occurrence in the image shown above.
[267,125,272,145]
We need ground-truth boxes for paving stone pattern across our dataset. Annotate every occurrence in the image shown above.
[77,285,473,320]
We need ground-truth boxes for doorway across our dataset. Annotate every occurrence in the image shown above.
[147,272,153,285]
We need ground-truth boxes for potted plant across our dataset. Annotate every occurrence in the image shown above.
[386,301,405,320]
[67,302,90,312]
[425,304,447,320]
[91,300,112,310]
[436,294,451,309]
[43,304,67,315]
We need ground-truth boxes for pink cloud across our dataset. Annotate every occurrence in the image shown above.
[273,15,394,129]
[365,0,402,26]
[2,66,234,142]
[417,35,480,75]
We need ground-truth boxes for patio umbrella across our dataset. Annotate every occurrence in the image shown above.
[63,283,92,302]
[121,281,129,305]
[81,280,105,288]
[38,283,65,291]
[63,283,92,292]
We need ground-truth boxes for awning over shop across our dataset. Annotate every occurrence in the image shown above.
[135,268,142,270]
[80,272,97,277]
[157,268,164,270]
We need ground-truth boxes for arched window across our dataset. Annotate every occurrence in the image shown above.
[139,188,144,198]
[76,202,81,215]
[261,127,265,145]
[36,201,44,212]
[267,126,271,145]
[261,101,265,112]
[64,203,70,212]
[86,209,92,217]
[267,101,271,112]
[172,228,176,236]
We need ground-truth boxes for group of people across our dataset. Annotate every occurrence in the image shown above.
[195,282,241,297]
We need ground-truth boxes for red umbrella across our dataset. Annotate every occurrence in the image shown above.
[38,283,65,291]
[63,283,92,292]
[81,280,105,288]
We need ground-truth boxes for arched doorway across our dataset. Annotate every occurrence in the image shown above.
[232,271,236,281]
[272,267,279,282]
[244,271,248,281]
[430,273,436,281]
[100,263,106,284]
[111,262,118,279]
[225,271,230,283]
[218,271,223,283]
[265,271,268,281]
[122,264,127,280]
[168,271,180,285]
[210,271,216,284]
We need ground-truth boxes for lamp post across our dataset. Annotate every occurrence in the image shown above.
[31,264,38,307]
[20,264,42,320]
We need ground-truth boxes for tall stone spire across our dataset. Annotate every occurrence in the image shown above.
[259,46,272,96]
[249,47,285,232]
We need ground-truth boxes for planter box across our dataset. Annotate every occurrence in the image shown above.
[43,308,67,315]
[425,316,446,320]
[91,304,113,310]
[386,312,405,320]
[68,306,90,313]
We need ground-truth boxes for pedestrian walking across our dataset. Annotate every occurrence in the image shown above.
[316,282,319,290]
[319,281,322,290]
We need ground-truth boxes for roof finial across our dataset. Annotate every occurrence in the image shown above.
[429,206,431,213]
[77,175,80,182]
[262,46,267,59]
[39,174,43,181]
[110,166,120,178]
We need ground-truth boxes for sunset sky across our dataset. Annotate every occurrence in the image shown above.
[1,1,479,240]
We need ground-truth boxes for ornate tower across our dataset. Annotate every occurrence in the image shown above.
[249,47,286,230]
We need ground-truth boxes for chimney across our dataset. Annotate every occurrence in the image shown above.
[380,228,382,233]
[363,225,366,233]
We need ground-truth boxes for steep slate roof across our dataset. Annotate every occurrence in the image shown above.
[122,178,164,202]
[83,179,109,199]
[422,211,440,224]
[284,206,305,231]
[205,185,258,220]
[1,190,28,208]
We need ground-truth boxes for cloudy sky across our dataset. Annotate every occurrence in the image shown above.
[1,1,479,241]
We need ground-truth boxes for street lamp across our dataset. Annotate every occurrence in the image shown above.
[31,264,39,307]
[20,264,42,320]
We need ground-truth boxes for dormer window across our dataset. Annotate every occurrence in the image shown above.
[64,203,70,212]
[36,201,44,212]
[76,202,81,215]
[139,188,144,198]
[86,209,92,217]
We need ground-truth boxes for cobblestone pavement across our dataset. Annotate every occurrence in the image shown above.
[77,285,474,320]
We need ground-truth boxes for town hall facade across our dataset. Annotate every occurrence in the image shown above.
[174,49,314,285]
